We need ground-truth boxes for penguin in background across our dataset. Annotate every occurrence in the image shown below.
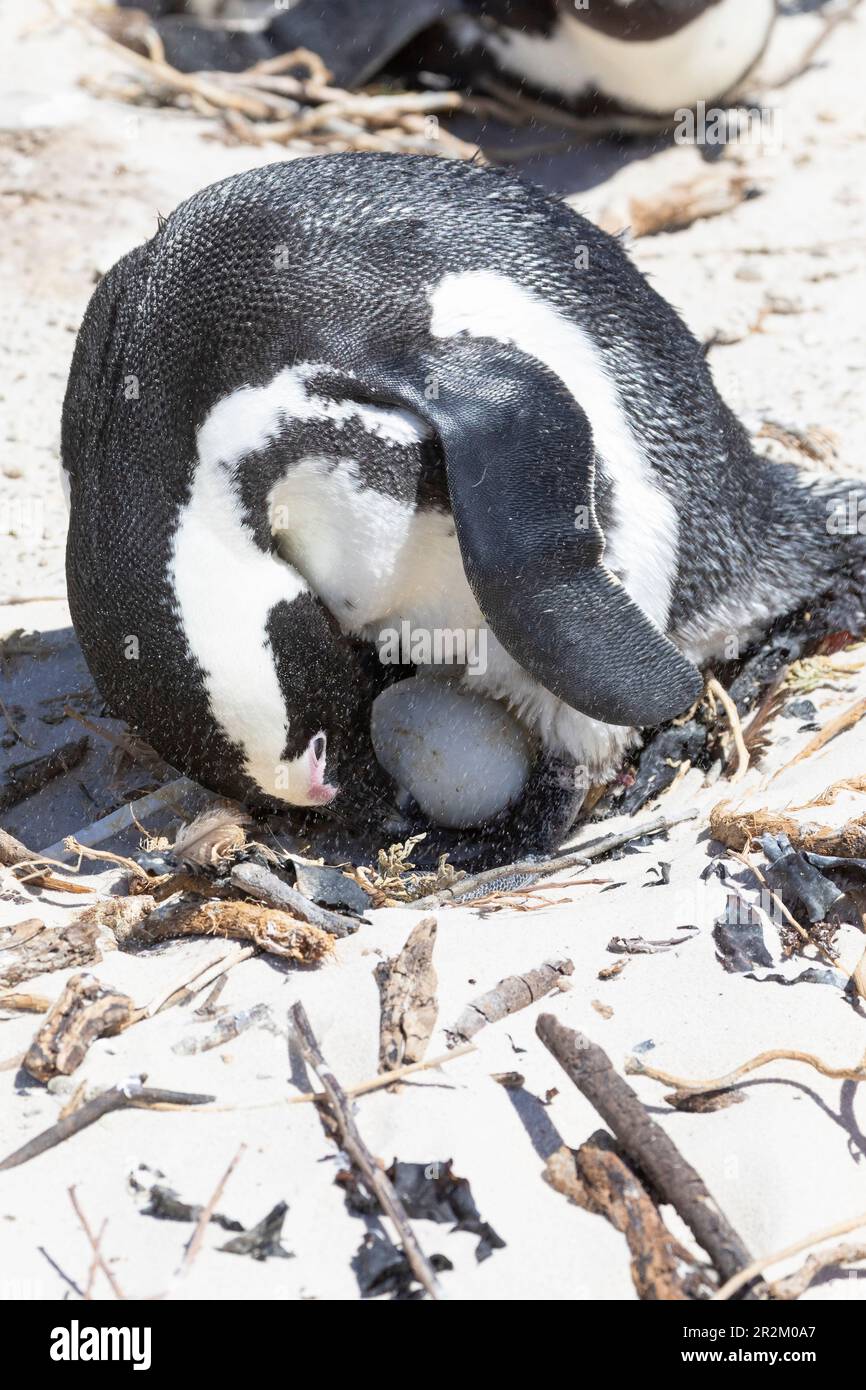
[62,154,866,852]
[119,1,777,119]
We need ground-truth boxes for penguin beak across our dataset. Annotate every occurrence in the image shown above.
[306,731,338,805]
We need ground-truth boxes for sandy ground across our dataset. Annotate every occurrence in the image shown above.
[1,0,866,1302]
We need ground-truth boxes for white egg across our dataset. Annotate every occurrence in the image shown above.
[371,676,532,829]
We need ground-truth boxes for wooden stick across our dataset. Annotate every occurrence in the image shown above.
[376,916,438,1072]
[626,1046,866,1093]
[230,861,361,937]
[410,808,698,908]
[714,1210,866,1302]
[69,1186,125,1300]
[537,1015,756,1290]
[175,1144,246,1279]
[545,1138,713,1300]
[290,1001,444,1300]
[0,827,32,867]
[142,944,255,1018]
[0,738,89,813]
[0,1079,215,1171]
[148,1043,477,1112]
[40,776,208,859]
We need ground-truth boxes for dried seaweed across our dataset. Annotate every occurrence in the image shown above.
[347,1156,508,1267]
[352,1231,452,1300]
[129,1165,244,1231]
[353,833,464,906]
[219,1202,293,1262]
[291,860,372,915]
[760,832,846,924]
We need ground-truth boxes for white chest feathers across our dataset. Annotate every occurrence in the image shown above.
[476,0,774,114]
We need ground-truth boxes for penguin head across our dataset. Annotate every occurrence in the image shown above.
[185,591,372,814]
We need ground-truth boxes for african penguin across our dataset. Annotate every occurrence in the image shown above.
[120,1,777,118]
[62,154,866,844]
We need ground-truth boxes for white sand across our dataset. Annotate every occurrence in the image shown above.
[1,2,866,1301]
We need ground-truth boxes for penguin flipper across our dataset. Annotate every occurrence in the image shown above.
[148,0,464,84]
[369,344,702,729]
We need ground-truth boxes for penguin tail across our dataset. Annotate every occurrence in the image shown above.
[799,474,866,640]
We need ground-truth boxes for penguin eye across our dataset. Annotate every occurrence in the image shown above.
[311,733,327,763]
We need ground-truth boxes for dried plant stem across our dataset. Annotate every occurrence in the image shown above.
[63,836,143,879]
[769,1242,866,1300]
[411,808,698,908]
[69,1186,125,1299]
[627,1046,866,1093]
[714,1210,866,1302]
[773,694,866,778]
[176,1144,246,1280]
[141,943,255,1018]
[149,1042,477,1112]
[706,678,750,782]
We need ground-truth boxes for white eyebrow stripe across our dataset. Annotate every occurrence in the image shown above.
[196,361,430,467]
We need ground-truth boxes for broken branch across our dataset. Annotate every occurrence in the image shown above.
[537,1015,756,1290]
[447,959,574,1045]
[376,916,438,1071]
[289,1001,444,1300]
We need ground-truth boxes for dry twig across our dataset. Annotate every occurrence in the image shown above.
[626,1046,866,1094]
[411,809,698,908]
[706,678,750,783]
[0,1079,215,1172]
[290,1001,444,1300]
[69,1186,125,1300]
[714,1210,866,1302]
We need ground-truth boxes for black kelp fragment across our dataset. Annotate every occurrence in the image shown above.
[620,722,707,815]
[291,860,373,916]
[760,833,845,924]
[352,1232,452,1299]
[220,1202,293,1261]
[129,1165,243,1231]
[386,1160,506,1263]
